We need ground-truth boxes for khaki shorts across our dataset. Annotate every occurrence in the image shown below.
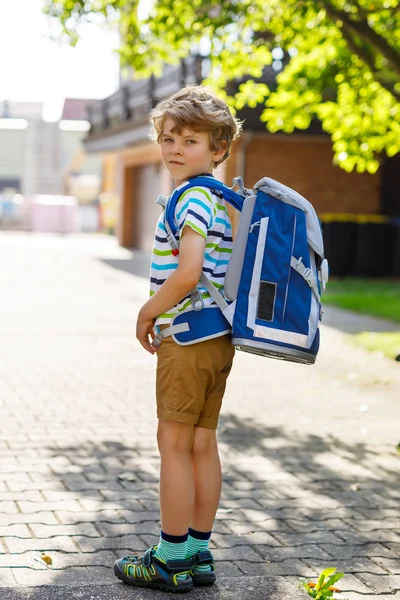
[156,333,235,430]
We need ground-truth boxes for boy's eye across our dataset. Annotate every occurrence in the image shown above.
[186,139,196,144]
[164,137,173,142]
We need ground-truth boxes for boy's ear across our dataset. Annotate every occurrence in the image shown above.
[212,143,228,164]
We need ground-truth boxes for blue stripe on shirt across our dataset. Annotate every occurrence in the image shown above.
[177,198,212,222]
[204,253,230,266]
[215,217,232,229]
[151,262,178,271]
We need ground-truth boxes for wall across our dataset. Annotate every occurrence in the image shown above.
[245,135,381,214]
[0,129,26,182]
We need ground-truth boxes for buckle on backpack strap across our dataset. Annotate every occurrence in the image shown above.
[190,290,204,311]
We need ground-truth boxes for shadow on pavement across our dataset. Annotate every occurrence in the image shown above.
[100,251,150,280]
[6,414,398,596]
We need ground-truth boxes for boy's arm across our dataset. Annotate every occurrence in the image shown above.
[136,226,206,354]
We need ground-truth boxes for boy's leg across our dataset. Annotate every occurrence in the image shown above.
[186,426,220,583]
[187,336,234,585]
[154,420,194,571]
[190,426,221,531]
[113,419,195,593]
[157,420,195,535]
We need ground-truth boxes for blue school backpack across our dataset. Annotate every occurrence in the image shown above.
[153,175,329,365]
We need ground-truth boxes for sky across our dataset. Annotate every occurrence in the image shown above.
[0,0,121,121]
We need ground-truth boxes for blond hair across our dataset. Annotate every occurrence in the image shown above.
[150,85,242,166]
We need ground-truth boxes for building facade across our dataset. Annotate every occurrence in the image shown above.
[83,56,398,252]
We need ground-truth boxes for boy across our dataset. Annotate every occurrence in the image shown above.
[114,85,242,592]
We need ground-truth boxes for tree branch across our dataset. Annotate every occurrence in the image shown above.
[321,0,400,78]
[340,25,400,102]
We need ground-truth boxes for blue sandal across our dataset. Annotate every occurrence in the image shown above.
[114,546,194,593]
[190,550,216,586]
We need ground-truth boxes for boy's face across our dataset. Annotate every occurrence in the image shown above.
[160,117,225,184]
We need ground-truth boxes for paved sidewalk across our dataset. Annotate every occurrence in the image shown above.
[0,232,399,600]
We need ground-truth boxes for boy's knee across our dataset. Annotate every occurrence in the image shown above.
[157,420,194,454]
[191,428,218,457]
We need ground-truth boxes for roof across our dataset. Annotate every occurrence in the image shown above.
[61,98,97,121]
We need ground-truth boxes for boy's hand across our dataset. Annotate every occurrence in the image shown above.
[136,310,156,354]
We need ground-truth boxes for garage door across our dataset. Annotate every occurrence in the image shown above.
[134,163,163,252]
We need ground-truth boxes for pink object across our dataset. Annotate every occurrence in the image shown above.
[29,196,78,234]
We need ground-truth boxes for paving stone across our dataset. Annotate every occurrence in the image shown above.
[343,573,386,597]
[272,531,346,546]
[335,529,400,545]
[17,500,83,513]
[212,546,263,562]
[100,509,160,524]
[356,508,400,519]
[223,518,293,534]
[283,518,351,532]
[74,535,145,552]
[11,567,90,586]
[0,491,45,502]
[214,561,243,577]
[96,522,155,537]
[218,498,264,510]
[0,464,52,475]
[7,481,66,492]
[356,573,400,594]
[0,551,116,568]
[64,479,124,492]
[87,566,115,583]
[239,559,316,577]
[4,536,78,553]
[97,493,144,509]
[0,524,31,538]
[0,502,18,513]
[321,543,398,559]
[212,532,282,548]
[0,472,31,487]
[0,569,16,586]
[372,557,400,575]
[257,545,332,561]
[55,510,124,524]
[304,557,388,575]
[350,518,400,531]
[112,521,160,537]
[300,507,358,520]
[42,490,105,502]
[30,523,100,538]
[114,486,159,498]
[0,511,59,527]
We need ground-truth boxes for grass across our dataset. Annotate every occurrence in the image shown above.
[323,278,400,324]
[323,278,400,359]
[351,332,400,360]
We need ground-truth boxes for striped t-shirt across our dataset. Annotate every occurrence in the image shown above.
[150,185,233,327]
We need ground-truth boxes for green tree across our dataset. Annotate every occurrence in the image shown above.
[44,0,400,173]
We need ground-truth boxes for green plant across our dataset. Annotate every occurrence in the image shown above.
[299,567,346,599]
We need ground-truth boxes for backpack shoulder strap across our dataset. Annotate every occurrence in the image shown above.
[165,176,244,235]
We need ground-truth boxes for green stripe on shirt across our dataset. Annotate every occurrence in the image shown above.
[153,248,174,257]
[182,221,207,239]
